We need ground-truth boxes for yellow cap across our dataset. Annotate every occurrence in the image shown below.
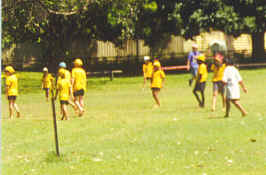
[5,66,15,73]
[153,62,161,67]
[74,58,83,66]
[197,54,206,62]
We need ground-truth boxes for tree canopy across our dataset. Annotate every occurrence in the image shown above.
[2,0,266,62]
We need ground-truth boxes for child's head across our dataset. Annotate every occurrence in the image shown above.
[144,56,150,63]
[153,62,160,71]
[196,54,206,64]
[192,44,198,52]
[73,58,83,67]
[4,66,15,75]
[43,67,48,74]
[59,62,67,69]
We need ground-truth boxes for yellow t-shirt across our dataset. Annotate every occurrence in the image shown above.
[57,78,71,101]
[42,73,54,89]
[57,68,71,82]
[198,63,208,82]
[71,67,87,92]
[143,62,153,78]
[211,64,226,82]
[6,74,18,96]
[151,70,166,88]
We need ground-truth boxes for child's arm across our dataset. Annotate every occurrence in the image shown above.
[239,81,248,93]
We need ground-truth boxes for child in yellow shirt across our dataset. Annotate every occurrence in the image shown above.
[143,56,153,88]
[193,54,208,108]
[42,67,54,102]
[151,62,165,107]
[4,66,20,119]
[71,58,86,116]
[55,70,74,120]
[210,53,226,111]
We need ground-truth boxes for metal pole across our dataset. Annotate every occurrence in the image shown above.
[51,90,60,157]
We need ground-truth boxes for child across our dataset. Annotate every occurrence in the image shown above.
[57,62,77,112]
[210,53,226,111]
[193,54,208,108]
[71,58,86,116]
[142,56,153,88]
[151,62,165,108]
[42,67,54,102]
[4,66,20,119]
[222,58,248,117]
[55,69,73,120]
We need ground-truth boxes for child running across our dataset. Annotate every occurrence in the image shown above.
[42,67,54,102]
[55,69,73,120]
[222,58,248,117]
[142,56,153,88]
[4,66,20,119]
[210,53,226,111]
[151,62,165,108]
[71,58,86,116]
[193,54,208,108]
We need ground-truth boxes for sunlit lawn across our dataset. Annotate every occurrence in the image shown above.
[1,69,266,175]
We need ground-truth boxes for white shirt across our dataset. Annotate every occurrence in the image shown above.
[222,66,242,99]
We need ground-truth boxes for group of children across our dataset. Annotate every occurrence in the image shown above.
[3,52,247,119]
[186,44,248,117]
[4,58,87,120]
[142,56,165,108]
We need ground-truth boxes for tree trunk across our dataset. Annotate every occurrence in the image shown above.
[251,32,265,60]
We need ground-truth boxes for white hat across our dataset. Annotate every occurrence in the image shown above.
[192,43,198,48]
[43,67,48,72]
[144,56,150,61]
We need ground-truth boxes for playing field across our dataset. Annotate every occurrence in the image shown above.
[1,69,266,175]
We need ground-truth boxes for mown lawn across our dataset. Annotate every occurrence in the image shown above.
[1,69,266,175]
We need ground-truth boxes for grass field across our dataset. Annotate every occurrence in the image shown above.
[1,69,266,175]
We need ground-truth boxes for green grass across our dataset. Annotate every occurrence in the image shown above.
[1,69,266,175]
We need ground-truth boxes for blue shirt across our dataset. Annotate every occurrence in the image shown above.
[188,51,200,68]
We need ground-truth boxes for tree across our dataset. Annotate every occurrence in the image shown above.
[179,0,265,59]
[135,0,183,55]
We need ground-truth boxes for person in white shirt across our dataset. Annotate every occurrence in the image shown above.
[222,58,248,117]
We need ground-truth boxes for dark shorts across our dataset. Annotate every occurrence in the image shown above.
[43,88,49,91]
[8,96,17,100]
[213,81,224,94]
[60,100,69,105]
[151,87,161,91]
[194,82,206,92]
[146,77,152,80]
[190,67,198,78]
[73,89,85,97]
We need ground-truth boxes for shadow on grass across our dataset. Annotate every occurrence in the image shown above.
[44,151,64,163]
[207,116,226,120]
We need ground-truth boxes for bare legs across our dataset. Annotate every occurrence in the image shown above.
[212,90,226,111]
[74,96,84,116]
[8,99,20,119]
[225,99,247,117]
[152,89,160,107]
[193,89,205,107]
[61,104,68,120]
